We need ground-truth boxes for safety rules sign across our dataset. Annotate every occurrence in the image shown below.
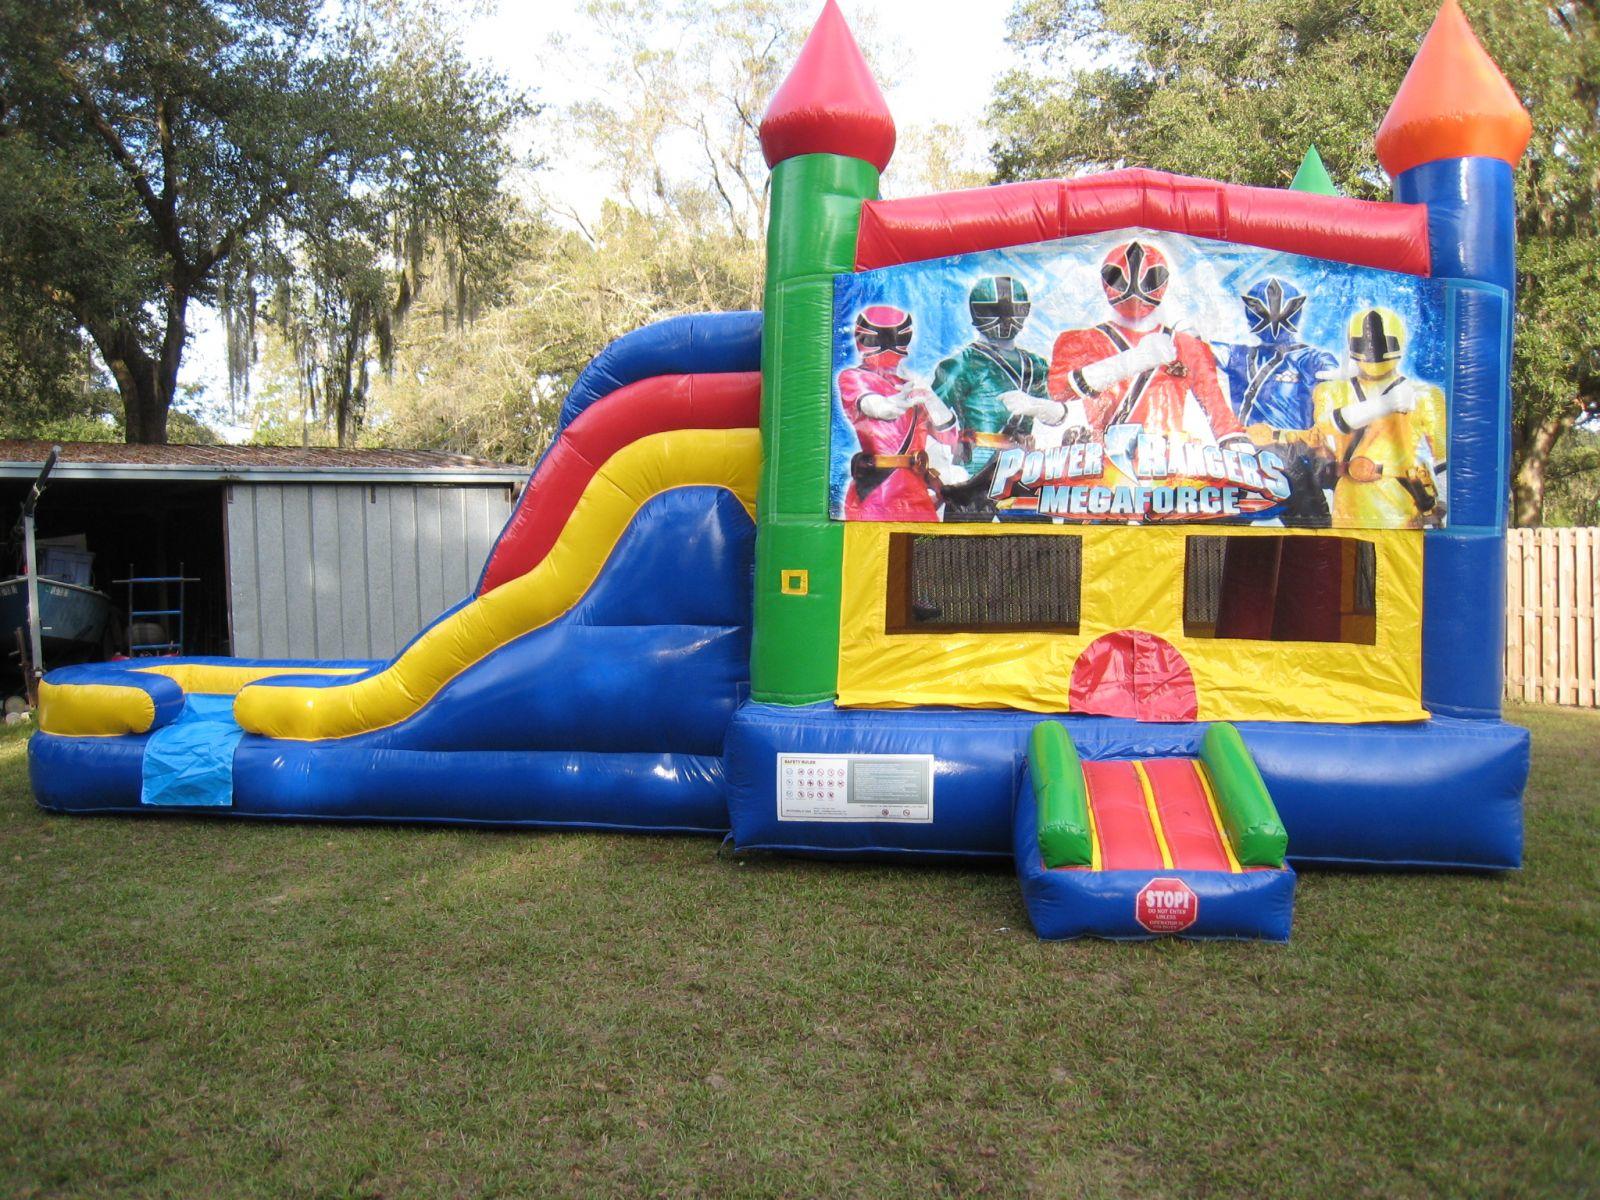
[777,753,934,823]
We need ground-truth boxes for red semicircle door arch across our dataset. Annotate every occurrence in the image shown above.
[1069,630,1199,722]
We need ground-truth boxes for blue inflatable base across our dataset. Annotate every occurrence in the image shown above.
[31,700,1528,879]
[30,732,730,835]
[725,703,1527,871]
[1013,772,1296,941]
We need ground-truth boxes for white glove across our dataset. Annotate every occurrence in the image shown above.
[857,388,918,421]
[1000,390,1066,425]
[1336,381,1417,430]
[1316,362,1359,382]
[1132,330,1178,367]
[918,388,956,429]
[1079,331,1178,393]
[926,439,963,483]
[1385,381,1419,414]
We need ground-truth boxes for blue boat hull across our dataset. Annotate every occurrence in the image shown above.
[0,576,114,653]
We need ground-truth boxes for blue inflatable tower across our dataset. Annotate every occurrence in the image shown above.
[1378,0,1532,718]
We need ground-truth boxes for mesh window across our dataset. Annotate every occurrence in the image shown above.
[887,534,1081,634]
[1183,536,1227,630]
[1353,544,1377,613]
[1184,535,1376,644]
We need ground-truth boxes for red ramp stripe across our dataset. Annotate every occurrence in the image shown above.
[1082,760,1162,871]
[478,371,760,595]
[1140,758,1234,873]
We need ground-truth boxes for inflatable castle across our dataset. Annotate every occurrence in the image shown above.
[30,0,1533,940]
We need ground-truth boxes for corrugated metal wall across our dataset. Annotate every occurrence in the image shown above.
[225,482,517,659]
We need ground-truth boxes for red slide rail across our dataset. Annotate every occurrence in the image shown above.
[1080,758,1239,873]
[477,371,761,596]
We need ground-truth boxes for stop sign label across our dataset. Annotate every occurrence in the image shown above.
[1136,877,1199,933]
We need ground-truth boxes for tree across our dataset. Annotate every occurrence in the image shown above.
[0,279,119,438]
[241,8,529,447]
[0,0,525,444]
[360,0,797,461]
[368,203,763,461]
[359,0,979,463]
[550,0,809,246]
[1542,424,1600,525]
[988,0,1599,524]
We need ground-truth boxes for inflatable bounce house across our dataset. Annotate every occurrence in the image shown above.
[30,0,1534,940]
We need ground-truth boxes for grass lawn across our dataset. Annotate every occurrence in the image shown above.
[1,705,1596,1198]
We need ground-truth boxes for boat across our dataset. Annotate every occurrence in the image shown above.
[0,574,115,659]
[2,447,119,671]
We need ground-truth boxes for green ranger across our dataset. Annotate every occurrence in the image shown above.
[932,277,1054,505]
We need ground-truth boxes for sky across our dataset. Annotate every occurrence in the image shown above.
[183,0,1018,429]
[462,0,1015,213]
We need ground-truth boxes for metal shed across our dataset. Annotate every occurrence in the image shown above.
[0,440,526,664]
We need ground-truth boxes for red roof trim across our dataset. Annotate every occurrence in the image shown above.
[854,169,1433,276]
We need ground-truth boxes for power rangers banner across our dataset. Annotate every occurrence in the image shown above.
[828,228,1451,529]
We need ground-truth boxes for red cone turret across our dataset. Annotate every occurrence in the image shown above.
[758,0,895,173]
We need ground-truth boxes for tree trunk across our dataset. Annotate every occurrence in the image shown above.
[154,290,188,440]
[335,322,367,449]
[96,324,169,443]
[123,378,170,442]
[335,371,352,449]
[1513,405,1579,527]
[91,290,189,444]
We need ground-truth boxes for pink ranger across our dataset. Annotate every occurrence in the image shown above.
[838,305,958,521]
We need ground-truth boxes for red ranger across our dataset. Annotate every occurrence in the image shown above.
[1046,240,1247,446]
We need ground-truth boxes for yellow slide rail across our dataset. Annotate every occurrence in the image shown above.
[233,428,759,741]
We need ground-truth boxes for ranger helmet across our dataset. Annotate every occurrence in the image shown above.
[968,276,1031,341]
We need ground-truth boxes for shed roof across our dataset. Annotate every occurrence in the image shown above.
[0,440,528,485]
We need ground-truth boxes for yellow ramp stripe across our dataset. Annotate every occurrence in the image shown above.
[37,681,156,737]
[1194,761,1244,874]
[1086,781,1103,873]
[1133,760,1175,870]
[234,428,760,741]
[137,663,364,696]
[1079,766,1104,873]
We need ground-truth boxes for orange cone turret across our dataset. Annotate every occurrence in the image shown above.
[1376,0,1531,177]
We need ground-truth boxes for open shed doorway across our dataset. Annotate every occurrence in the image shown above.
[0,477,229,681]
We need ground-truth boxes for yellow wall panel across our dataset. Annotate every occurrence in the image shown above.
[838,523,1424,723]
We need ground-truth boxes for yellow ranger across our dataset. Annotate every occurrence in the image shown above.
[1313,307,1448,529]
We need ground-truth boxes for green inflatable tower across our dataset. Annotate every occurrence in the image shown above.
[751,1,894,704]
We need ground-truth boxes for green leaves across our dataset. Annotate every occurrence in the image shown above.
[0,0,528,443]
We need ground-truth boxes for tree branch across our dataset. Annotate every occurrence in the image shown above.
[56,60,168,239]
[695,115,743,240]
[192,198,278,279]
[156,92,179,230]
[193,138,348,279]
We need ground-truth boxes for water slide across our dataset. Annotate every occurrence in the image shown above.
[30,313,766,830]
[25,1,1544,946]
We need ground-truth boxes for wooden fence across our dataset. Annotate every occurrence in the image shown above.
[1506,527,1599,707]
